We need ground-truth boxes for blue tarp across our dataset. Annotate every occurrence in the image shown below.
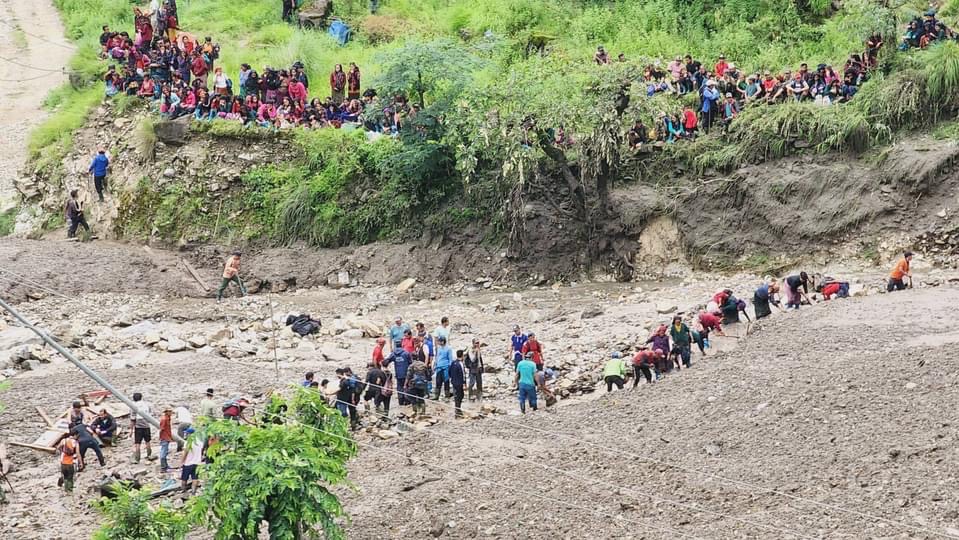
[328,19,350,46]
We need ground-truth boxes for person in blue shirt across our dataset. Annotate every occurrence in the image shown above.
[388,316,410,352]
[508,325,528,368]
[301,371,315,387]
[383,348,412,405]
[432,336,453,400]
[449,350,466,417]
[515,352,538,414]
[88,147,110,202]
[701,80,720,134]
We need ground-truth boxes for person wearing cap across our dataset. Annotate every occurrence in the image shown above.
[594,46,610,65]
[714,54,729,77]
[179,426,203,495]
[464,338,485,401]
[888,251,914,292]
[88,147,110,202]
[669,316,693,369]
[216,251,246,302]
[159,406,174,472]
[520,332,544,370]
[508,325,528,368]
[603,352,627,392]
[701,79,720,134]
[786,72,810,102]
[388,317,410,352]
[199,388,218,419]
[515,352,538,413]
[668,56,684,81]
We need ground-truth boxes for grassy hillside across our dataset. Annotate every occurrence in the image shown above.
[34,0,959,253]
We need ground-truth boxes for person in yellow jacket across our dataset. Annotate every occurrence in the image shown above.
[603,352,628,392]
[216,251,247,301]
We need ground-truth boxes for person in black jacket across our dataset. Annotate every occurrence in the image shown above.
[92,409,117,446]
[71,422,106,469]
[449,351,467,418]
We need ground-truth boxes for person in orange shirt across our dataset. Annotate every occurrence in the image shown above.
[888,251,913,292]
[216,251,247,301]
[58,435,82,492]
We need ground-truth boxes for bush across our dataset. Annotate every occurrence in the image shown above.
[358,15,407,44]
[92,486,190,540]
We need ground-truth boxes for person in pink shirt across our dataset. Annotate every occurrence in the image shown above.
[288,77,307,108]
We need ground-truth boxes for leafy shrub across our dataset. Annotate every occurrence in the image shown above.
[92,487,190,540]
[358,15,406,44]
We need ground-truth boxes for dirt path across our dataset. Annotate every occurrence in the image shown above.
[0,0,72,212]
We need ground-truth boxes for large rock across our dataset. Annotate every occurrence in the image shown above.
[165,337,188,353]
[580,305,604,319]
[347,318,382,337]
[320,344,350,362]
[341,329,365,339]
[153,117,190,145]
[395,277,416,293]
[0,327,42,351]
[327,270,351,289]
[188,335,208,348]
[656,303,678,314]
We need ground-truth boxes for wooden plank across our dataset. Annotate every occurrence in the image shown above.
[9,441,56,454]
[35,406,54,428]
[33,429,68,449]
[181,259,211,292]
[93,394,109,405]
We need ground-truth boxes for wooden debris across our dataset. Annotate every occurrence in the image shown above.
[181,259,210,292]
[35,406,54,428]
[8,441,57,454]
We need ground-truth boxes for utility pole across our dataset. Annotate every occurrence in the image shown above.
[0,297,185,445]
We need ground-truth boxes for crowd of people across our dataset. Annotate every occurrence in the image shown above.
[595,29,885,144]
[98,2,413,132]
[899,10,957,50]
[55,250,915,496]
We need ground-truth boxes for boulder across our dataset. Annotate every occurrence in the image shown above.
[0,327,42,351]
[347,318,382,337]
[320,345,350,362]
[341,329,365,339]
[166,337,188,353]
[208,328,233,343]
[327,270,351,289]
[580,305,604,319]
[376,429,400,440]
[153,117,190,145]
[395,278,416,293]
[188,335,208,348]
[144,332,161,346]
[656,303,678,314]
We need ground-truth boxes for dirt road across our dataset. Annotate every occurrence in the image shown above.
[0,0,72,212]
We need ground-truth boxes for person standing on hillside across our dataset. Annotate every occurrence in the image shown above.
[57,433,81,493]
[158,407,174,473]
[88,147,110,202]
[888,251,913,292]
[372,337,386,367]
[383,348,412,405]
[347,63,361,101]
[388,316,409,352]
[216,251,246,301]
[433,336,453,400]
[464,338,484,401]
[175,405,192,452]
[330,64,346,104]
[65,190,91,240]
[199,388,218,419]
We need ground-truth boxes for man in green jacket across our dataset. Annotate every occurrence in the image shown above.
[669,316,693,369]
[603,352,627,392]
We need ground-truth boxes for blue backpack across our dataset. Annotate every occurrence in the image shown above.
[328,19,351,46]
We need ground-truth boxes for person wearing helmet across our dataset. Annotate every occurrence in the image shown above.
[603,352,627,392]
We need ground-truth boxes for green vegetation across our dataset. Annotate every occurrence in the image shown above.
[28,85,100,175]
[92,487,191,540]
[37,0,959,251]
[189,387,356,540]
[0,208,16,237]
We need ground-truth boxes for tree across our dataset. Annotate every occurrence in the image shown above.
[189,387,357,540]
[373,38,482,109]
[92,487,191,540]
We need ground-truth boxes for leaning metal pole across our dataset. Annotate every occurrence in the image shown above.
[0,296,185,445]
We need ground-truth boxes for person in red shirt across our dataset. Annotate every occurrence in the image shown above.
[682,104,698,138]
[698,311,725,336]
[191,53,209,88]
[632,346,661,387]
[372,337,386,367]
[401,329,416,354]
[714,54,729,77]
[521,332,544,368]
[821,281,842,300]
[159,407,174,473]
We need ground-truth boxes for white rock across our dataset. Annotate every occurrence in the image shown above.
[166,337,188,353]
[395,277,417,293]
[163,168,176,178]
[188,335,208,348]
[376,429,399,440]
[320,345,350,362]
[144,332,161,345]
[905,382,918,390]
[341,329,365,339]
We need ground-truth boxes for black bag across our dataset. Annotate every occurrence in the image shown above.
[285,314,321,336]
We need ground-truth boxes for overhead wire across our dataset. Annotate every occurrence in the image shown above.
[0,19,77,50]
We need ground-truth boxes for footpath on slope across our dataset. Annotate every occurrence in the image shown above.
[0,0,71,213]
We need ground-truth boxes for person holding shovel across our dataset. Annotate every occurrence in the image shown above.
[888,251,913,292]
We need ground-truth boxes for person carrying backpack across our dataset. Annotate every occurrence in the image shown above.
[58,435,82,492]
[406,357,431,416]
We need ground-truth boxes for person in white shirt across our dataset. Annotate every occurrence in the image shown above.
[174,405,193,452]
[179,427,204,494]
